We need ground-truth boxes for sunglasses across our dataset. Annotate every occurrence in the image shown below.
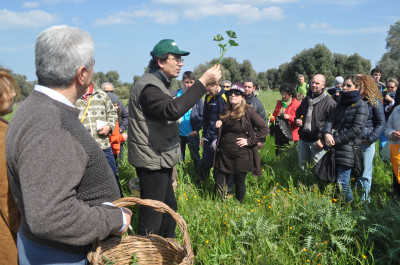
[387,86,397,89]
[227,90,242,96]
[223,85,231,88]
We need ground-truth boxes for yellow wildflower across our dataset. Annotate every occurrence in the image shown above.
[362,255,367,259]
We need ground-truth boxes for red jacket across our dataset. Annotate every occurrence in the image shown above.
[270,98,301,141]
[109,122,126,155]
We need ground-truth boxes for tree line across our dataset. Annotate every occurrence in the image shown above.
[8,20,400,101]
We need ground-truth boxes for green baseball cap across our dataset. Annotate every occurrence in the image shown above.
[150,39,190,58]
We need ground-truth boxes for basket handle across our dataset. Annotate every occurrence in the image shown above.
[112,197,194,261]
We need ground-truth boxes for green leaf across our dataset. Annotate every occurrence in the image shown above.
[213,34,224,42]
[226,30,237,38]
[228,40,239,47]
[218,43,227,49]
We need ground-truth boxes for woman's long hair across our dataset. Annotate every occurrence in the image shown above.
[355,74,382,107]
[0,68,19,99]
[220,95,247,121]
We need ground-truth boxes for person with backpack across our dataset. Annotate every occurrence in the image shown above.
[296,74,309,100]
[198,83,227,185]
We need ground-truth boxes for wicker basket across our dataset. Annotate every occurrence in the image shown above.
[87,197,194,265]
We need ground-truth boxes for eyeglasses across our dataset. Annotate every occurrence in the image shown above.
[227,90,242,96]
[388,86,397,89]
[104,90,114,93]
[168,57,184,64]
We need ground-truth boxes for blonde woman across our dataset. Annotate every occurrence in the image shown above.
[214,83,268,202]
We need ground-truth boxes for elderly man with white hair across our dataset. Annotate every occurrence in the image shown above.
[6,25,131,264]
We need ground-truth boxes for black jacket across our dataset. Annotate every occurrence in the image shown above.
[203,88,226,141]
[322,99,368,167]
[295,90,337,142]
[362,99,385,144]
[246,93,266,121]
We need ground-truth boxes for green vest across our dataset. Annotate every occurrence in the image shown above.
[127,73,180,170]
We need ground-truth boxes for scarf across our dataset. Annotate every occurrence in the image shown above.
[341,90,361,107]
[303,91,327,132]
[281,97,292,108]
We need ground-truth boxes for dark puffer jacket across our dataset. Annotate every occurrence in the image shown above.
[322,99,368,167]
[362,99,385,144]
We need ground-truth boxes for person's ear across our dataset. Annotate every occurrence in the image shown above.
[76,66,87,86]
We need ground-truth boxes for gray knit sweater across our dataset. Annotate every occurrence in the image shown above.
[6,91,122,254]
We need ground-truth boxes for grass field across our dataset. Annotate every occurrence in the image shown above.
[7,91,400,264]
[117,90,400,265]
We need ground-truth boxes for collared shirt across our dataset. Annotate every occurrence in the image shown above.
[34,85,75,108]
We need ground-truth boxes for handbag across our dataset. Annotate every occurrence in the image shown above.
[312,148,336,183]
[275,115,293,141]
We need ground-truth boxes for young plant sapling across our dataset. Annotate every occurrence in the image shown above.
[213,30,238,64]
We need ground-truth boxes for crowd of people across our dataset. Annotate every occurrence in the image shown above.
[1,24,399,264]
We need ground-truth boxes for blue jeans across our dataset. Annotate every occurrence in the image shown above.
[337,165,353,203]
[103,147,122,196]
[356,143,375,202]
[179,135,201,168]
[17,228,88,265]
[298,139,325,171]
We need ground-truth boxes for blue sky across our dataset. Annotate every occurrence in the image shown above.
[0,0,399,83]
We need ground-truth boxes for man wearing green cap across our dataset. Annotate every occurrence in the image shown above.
[128,39,221,238]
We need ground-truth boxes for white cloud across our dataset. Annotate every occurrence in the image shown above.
[22,2,39,8]
[309,22,329,29]
[93,8,179,26]
[298,22,306,30]
[94,0,286,26]
[153,0,297,4]
[183,4,285,23]
[0,9,60,29]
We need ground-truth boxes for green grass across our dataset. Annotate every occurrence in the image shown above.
[9,91,400,264]
[116,90,400,264]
